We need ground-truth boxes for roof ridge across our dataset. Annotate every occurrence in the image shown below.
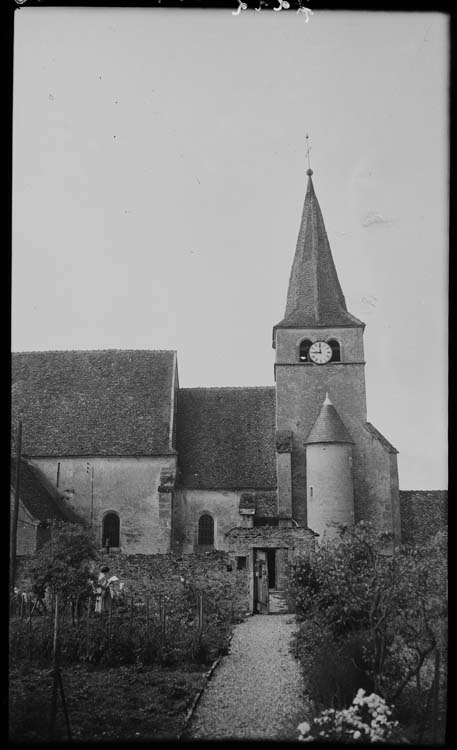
[12,349,177,355]
[399,489,448,494]
[179,385,275,391]
[364,422,398,454]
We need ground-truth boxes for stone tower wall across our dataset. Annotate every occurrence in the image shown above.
[275,358,366,525]
[274,326,400,537]
[306,442,354,538]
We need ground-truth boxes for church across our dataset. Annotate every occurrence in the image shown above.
[14,165,437,612]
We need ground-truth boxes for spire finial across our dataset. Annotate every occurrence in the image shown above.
[305,133,313,176]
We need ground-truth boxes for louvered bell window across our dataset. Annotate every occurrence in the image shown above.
[328,339,341,362]
[299,339,312,362]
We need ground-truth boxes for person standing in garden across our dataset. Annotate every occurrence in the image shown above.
[94,565,110,613]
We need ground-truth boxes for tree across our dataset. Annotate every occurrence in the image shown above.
[28,523,97,608]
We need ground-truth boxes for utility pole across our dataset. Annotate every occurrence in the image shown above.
[91,466,94,529]
[86,461,95,530]
[10,421,23,592]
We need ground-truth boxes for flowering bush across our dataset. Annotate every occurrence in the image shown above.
[298,690,403,743]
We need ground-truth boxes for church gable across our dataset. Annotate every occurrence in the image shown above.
[364,422,398,454]
[176,387,277,490]
[12,350,177,457]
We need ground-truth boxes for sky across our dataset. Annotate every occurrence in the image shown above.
[12,7,448,490]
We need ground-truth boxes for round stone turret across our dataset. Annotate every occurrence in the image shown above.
[305,393,355,540]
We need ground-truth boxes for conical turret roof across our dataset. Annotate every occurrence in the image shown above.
[305,393,354,445]
[274,171,364,339]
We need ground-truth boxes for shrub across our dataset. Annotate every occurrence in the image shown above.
[27,523,97,605]
[297,690,404,743]
[289,523,447,740]
[307,634,373,711]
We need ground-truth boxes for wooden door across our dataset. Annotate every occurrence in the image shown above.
[254,550,269,614]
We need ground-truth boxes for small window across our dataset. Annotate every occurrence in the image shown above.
[102,512,120,548]
[328,339,341,362]
[198,514,214,546]
[236,556,247,570]
[299,339,312,362]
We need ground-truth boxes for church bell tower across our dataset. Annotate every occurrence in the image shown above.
[273,165,401,540]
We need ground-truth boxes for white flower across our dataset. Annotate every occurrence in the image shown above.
[298,722,310,735]
[353,731,361,739]
[354,688,366,703]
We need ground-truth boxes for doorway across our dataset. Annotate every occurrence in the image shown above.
[266,549,276,589]
[254,548,278,614]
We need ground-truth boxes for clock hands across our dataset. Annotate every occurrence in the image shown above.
[309,341,332,364]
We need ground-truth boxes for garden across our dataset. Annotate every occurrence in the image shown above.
[288,522,447,744]
[9,520,447,743]
[9,524,240,742]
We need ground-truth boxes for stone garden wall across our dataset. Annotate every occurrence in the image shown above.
[16,549,251,620]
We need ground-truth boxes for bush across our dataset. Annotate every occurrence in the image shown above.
[304,633,373,711]
[27,523,97,605]
[289,523,447,740]
[297,690,404,743]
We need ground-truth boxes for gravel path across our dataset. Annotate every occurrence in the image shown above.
[186,614,309,740]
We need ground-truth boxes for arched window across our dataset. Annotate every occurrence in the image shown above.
[198,514,214,546]
[299,339,312,362]
[102,512,120,548]
[328,339,341,362]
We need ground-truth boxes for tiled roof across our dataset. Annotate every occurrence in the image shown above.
[364,422,398,454]
[11,350,176,456]
[274,174,364,341]
[10,457,76,523]
[254,491,278,517]
[176,387,277,490]
[305,398,353,445]
[239,491,278,517]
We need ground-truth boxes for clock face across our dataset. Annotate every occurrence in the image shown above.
[309,341,333,364]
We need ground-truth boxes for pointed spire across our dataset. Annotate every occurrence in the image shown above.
[274,167,364,337]
[305,394,354,445]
